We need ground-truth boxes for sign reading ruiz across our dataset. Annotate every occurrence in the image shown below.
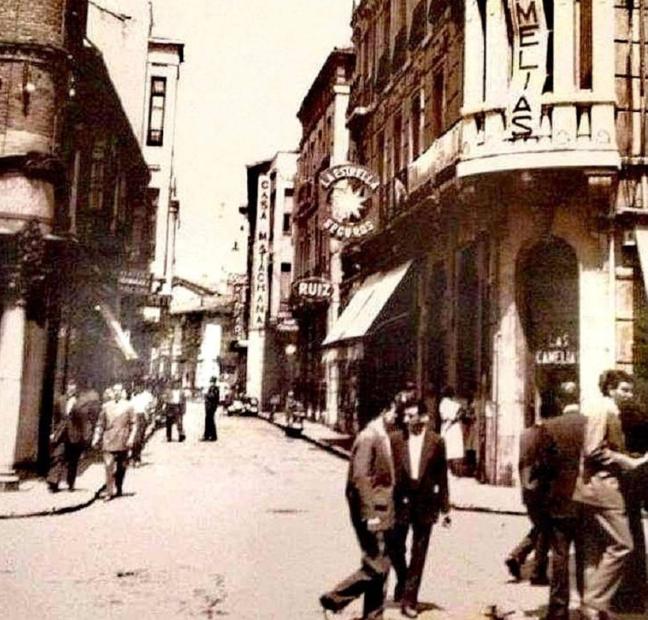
[250,175,270,330]
[507,0,548,139]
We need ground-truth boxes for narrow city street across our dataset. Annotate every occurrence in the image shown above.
[0,402,628,620]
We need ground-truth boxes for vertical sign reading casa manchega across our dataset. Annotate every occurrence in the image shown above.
[250,175,270,330]
[507,0,548,138]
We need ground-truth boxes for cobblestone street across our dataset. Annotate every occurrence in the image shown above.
[0,402,644,619]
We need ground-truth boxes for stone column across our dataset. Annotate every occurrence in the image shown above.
[0,302,26,489]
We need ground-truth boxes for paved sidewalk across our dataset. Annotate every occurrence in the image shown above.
[260,410,528,516]
[0,456,106,519]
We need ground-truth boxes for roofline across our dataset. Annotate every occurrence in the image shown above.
[149,36,185,62]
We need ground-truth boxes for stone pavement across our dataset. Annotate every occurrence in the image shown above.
[0,409,529,519]
[260,410,528,516]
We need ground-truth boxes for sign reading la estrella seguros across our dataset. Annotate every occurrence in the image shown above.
[320,164,379,240]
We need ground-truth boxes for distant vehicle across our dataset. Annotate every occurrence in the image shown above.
[226,397,244,416]
[242,396,259,416]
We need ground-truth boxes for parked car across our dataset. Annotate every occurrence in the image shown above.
[242,396,259,416]
[226,397,244,416]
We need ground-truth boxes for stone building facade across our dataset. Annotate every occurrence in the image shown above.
[323,0,648,483]
[293,47,355,421]
[0,0,150,485]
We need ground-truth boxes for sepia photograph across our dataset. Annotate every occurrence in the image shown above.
[1,1,648,619]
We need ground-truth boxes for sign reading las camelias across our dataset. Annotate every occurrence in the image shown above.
[320,164,379,240]
[507,0,548,138]
[250,175,270,330]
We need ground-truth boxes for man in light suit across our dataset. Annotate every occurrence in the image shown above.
[389,398,451,618]
[92,383,137,501]
[320,398,397,620]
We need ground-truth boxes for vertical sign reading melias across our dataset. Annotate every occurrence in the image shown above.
[251,175,270,330]
[507,0,548,138]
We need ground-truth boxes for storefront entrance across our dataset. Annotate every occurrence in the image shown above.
[518,236,579,424]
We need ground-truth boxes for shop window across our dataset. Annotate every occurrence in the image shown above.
[456,245,479,399]
[147,77,167,146]
[518,237,579,424]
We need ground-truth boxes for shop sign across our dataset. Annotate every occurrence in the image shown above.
[506,0,548,138]
[535,334,577,366]
[320,164,379,240]
[118,270,153,294]
[276,317,299,333]
[292,276,333,304]
[250,175,270,330]
[138,294,171,308]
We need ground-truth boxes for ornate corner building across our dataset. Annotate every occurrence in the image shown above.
[308,0,648,484]
[0,0,152,487]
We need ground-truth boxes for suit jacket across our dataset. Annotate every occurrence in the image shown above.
[94,400,136,452]
[204,385,219,412]
[346,417,395,532]
[518,424,546,505]
[51,394,88,446]
[540,408,587,518]
[390,425,450,525]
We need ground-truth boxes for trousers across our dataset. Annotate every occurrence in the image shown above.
[389,518,433,607]
[322,508,391,619]
[103,450,128,497]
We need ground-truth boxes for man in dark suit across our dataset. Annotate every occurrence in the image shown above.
[202,377,219,441]
[539,381,587,620]
[320,398,397,620]
[504,402,551,585]
[389,398,450,618]
[47,381,89,492]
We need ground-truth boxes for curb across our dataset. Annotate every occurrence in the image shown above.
[0,483,106,520]
[260,413,527,517]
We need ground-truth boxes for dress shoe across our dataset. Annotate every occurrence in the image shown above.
[47,482,59,493]
[401,604,418,618]
[505,556,521,580]
[319,594,341,614]
[530,574,550,586]
[393,582,404,602]
[179,434,186,442]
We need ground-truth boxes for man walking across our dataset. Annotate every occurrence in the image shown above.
[389,398,451,618]
[320,398,397,620]
[573,369,648,619]
[202,377,219,441]
[47,380,87,492]
[504,403,551,585]
[539,381,587,620]
[92,383,137,501]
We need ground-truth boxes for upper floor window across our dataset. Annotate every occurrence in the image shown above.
[393,113,403,173]
[575,0,592,89]
[431,69,445,139]
[88,139,106,211]
[147,77,167,146]
[411,90,425,159]
[283,213,292,234]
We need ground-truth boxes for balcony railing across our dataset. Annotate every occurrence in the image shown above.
[458,95,620,178]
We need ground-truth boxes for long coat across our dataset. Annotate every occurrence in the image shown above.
[345,418,395,532]
[390,426,450,526]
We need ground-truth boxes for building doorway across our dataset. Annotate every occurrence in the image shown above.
[518,236,579,425]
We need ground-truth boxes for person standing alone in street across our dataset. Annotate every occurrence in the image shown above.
[165,379,186,442]
[320,398,397,620]
[92,383,137,501]
[202,376,219,441]
[389,398,451,618]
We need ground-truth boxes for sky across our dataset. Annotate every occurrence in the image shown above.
[150,0,353,285]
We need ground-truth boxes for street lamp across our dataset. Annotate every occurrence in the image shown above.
[285,343,297,392]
